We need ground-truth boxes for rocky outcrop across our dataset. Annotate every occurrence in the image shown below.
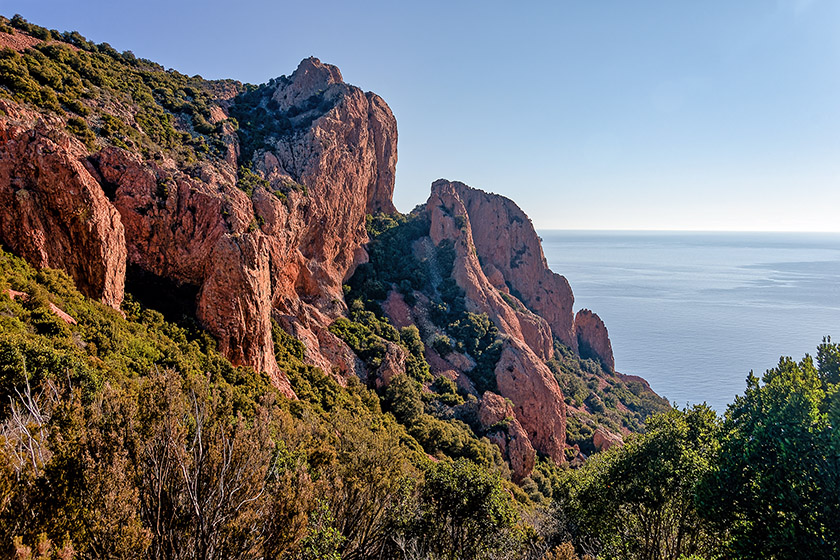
[6,289,77,325]
[425,182,567,463]
[0,100,126,308]
[0,57,398,398]
[374,342,407,389]
[427,182,553,361]
[479,392,536,481]
[495,340,567,464]
[260,57,397,216]
[440,180,578,352]
[592,428,623,452]
[575,309,615,372]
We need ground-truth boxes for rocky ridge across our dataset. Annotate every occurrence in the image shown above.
[0,55,397,397]
[0,25,661,480]
[424,181,568,465]
[575,308,615,372]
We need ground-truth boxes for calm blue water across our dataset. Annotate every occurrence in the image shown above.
[540,231,840,413]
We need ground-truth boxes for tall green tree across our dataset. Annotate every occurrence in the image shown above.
[565,405,722,560]
[697,352,840,558]
[400,458,522,560]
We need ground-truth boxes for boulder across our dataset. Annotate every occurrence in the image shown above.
[479,392,536,480]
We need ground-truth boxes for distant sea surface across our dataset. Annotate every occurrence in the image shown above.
[540,231,840,413]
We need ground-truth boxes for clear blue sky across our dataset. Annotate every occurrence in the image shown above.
[4,1,840,231]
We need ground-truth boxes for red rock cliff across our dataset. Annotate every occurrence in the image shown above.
[438,180,578,352]
[425,181,567,467]
[0,58,398,397]
[0,99,126,308]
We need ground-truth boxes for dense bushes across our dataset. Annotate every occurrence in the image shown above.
[563,406,722,559]
[383,375,500,467]
[0,247,541,559]
[400,458,521,559]
[547,341,669,454]
[557,340,840,560]
[0,15,234,163]
[696,349,840,558]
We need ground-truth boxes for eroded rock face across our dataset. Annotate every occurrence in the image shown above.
[0,100,126,308]
[592,427,623,452]
[261,57,396,219]
[495,340,567,464]
[479,392,536,481]
[427,181,554,361]
[374,342,407,389]
[0,58,398,399]
[425,182,567,463]
[441,180,578,352]
[575,309,615,372]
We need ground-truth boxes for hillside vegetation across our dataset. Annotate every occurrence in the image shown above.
[2,245,838,559]
[0,14,838,560]
[0,14,238,164]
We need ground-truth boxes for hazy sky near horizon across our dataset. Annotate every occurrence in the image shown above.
[4,1,839,231]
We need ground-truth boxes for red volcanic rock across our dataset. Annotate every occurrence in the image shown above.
[479,392,536,480]
[91,147,297,397]
[260,57,397,217]
[0,57,398,399]
[427,182,553,361]
[440,180,578,352]
[0,100,126,308]
[382,289,413,329]
[374,342,407,389]
[495,340,567,464]
[424,181,567,464]
[575,309,615,372]
[592,427,623,452]
[0,28,43,52]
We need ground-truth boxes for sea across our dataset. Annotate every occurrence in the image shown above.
[540,231,840,414]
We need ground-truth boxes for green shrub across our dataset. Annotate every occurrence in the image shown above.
[66,116,96,149]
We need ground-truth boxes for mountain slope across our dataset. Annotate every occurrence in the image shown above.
[0,15,667,483]
[0,17,399,396]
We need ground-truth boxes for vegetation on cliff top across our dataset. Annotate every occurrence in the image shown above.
[0,15,237,163]
[0,14,313,195]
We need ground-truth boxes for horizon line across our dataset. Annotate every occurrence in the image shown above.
[535,228,840,234]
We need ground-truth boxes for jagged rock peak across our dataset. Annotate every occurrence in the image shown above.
[427,181,554,360]
[271,57,345,111]
[262,58,397,215]
[430,179,578,352]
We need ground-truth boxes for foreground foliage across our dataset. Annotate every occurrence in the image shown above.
[0,248,544,559]
[560,340,840,560]
[1,244,837,559]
